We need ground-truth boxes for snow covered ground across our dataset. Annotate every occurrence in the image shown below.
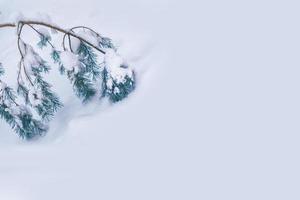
[1,0,300,199]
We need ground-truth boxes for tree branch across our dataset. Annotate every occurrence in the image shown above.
[22,21,105,54]
[25,24,55,48]
[0,21,106,54]
[0,23,15,28]
[62,26,101,50]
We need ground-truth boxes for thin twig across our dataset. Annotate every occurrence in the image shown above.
[16,23,34,87]
[21,60,34,86]
[68,34,73,53]
[62,26,101,48]
[17,23,25,58]
[70,26,100,36]
[25,24,55,48]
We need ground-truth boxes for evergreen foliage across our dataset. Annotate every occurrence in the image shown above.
[0,63,4,76]
[101,49,136,102]
[18,41,62,121]
[51,49,97,102]
[0,64,48,139]
[0,19,137,140]
[37,32,51,49]
[77,42,100,80]
[99,37,116,50]
[68,70,96,103]
[51,49,65,74]
[101,67,135,103]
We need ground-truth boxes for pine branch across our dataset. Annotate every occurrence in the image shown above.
[0,21,106,54]
[0,18,137,140]
[0,65,48,139]
[26,24,55,48]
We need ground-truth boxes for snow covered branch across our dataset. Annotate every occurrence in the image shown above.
[0,18,136,140]
[0,63,48,139]
[0,20,106,54]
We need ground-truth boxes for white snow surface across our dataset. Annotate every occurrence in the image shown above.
[1,0,300,199]
[60,50,80,71]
